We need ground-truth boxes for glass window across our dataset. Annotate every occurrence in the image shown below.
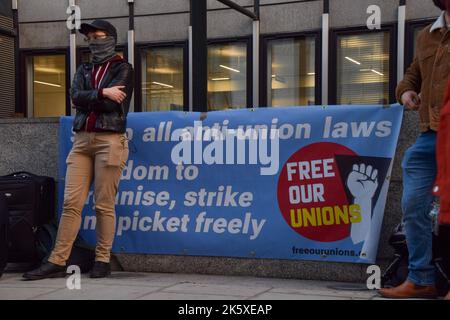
[266,37,316,107]
[141,47,184,112]
[208,42,247,111]
[336,31,390,105]
[412,27,423,58]
[405,21,434,70]
[412,24,430,58]
[28,54,67,117]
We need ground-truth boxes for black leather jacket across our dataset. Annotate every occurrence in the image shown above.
[70,59,134,133]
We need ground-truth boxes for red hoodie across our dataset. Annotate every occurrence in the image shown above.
[434,76,450,225]
[84,54,123,132]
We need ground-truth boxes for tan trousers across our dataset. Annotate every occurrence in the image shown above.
[48,131,129,266]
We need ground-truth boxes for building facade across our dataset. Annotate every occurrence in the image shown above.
[0,0,440,118]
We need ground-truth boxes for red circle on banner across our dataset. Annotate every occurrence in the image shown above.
[277,142,357,242]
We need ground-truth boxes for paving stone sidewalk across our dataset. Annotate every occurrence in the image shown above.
[0,271,401,300]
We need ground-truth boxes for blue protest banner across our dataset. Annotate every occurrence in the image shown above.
[58,105,403,264]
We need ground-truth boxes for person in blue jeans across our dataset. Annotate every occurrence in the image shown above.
[402,131,437,284]
[379,0,450,299]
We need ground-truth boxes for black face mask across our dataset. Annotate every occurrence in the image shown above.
[88,36,116,64]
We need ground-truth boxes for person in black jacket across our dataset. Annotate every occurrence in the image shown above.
[24,20,133,280]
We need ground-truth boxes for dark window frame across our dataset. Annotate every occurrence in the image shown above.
[19,47,71,117]
[329,24,398,105]
[405,18,435,70]
[135,40,188,112]
[207,36,253,110]
[260,30,322,107]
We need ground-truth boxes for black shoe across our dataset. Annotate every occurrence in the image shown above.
[22,262,66,281]
[90,261,111,278]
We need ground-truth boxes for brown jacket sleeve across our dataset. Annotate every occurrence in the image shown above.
[396,56,422,105]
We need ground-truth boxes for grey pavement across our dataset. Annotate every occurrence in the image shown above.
[0,271,394,300]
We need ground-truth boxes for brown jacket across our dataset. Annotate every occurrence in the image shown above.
[396,12,450,132]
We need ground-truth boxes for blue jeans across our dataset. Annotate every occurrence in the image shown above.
[401,130,437,286]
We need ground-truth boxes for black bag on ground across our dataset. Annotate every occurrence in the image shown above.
[35,221,95,273]
[381,222,409,288]
[382,222,450,296]
[0,171,55,265]
[0,193,8,278]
